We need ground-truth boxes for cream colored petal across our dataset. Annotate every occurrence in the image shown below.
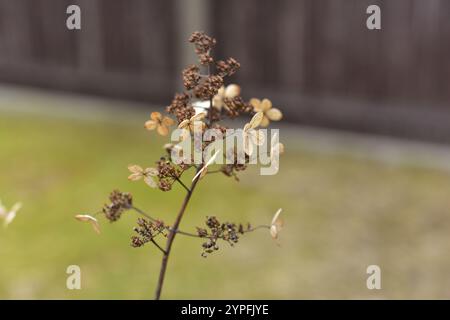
[225,84,241,98]
[90,220,101,234]
[191,112,206,122]
[150,112,162,121]
[212,96,223,110]
[75,214,91,222]
[178,119,190,129]
[250,98,261,111]
[260,115,270,128]
[144,168,159,176]
[271,208,283,226]
[128,172,143,181]
[157,125,169,136]
[162,117,175,127]
[266,108,283,121]
[128,164,143,174]
[144,120,157,130]
[3,211,16,227]
[144,176,157,188]
[249,111,264,129]
[217,86,225,97]
[270,225,278,239]
[10,202,22,214]
[261,99,272,112]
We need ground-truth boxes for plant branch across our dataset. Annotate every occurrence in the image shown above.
[131,206,269,239]
[154,172,201,300]
[174,176,190,193]
[150,238,167,254]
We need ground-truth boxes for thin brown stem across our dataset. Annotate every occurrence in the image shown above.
[174,176,190,193]
[154,174,200,300]
[131,206,269,239]
[150,238,167,255]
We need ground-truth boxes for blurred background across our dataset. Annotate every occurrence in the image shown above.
[1,0,450,299]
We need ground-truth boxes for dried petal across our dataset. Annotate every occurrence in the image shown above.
[157,125,169,136]
[162,117,175,127]
[144,168,159,176]
[260,115,270,128]
[128,165,143,174]
[150,112,162,121]
[75,214,100,234]
[225,84,241,98]
[144,176,157,188]
[260,99,272,112]
[250,98,262,111]
[178,119,190,129]
[144,120,158,130]
[248,112,264,129]
[266,108,283,121]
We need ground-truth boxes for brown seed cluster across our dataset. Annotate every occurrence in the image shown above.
[197,216,251,257]
[193,75,224,100]
[182,65,201,90]
[222,97,253,118]
[155,157,182,192]
[102,190,132,222]
[131,218,167,248]
[189,31,216,66]
[166,93,196,123]
[216,58,240,77]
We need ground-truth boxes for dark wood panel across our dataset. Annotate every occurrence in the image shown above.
[0,0,449,141]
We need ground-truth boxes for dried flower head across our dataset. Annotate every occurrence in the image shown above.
[193,75,224,100]
[75,214,101,234]
[243,112,266,155]
[145,112,175,136]
[78,31,286,300]
[212,84,241,111]
[250,99,283,127]
[189,32,216,51]
[178,112,207,132]
[166,93,196,123]
[182,65,201,90]
[216,58,241,77]
[102,190,132,222]
[131,218,166,248]
[128,165,159,188]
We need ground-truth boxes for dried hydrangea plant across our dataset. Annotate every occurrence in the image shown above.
[76,32,285,300]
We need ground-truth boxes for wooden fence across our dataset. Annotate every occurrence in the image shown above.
[0,0,449,141]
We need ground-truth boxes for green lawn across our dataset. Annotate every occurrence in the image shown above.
[1,105,450,299]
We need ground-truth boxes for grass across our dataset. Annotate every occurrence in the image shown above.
[1,105,450,299]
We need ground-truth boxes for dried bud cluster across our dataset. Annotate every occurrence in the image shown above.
[131,218,167,248]
[222,97,253,118]
[216,58,240,77]
[166,93,196,123]
[155,157,182,192]
[102,190,132,222]
[182,65,201,90]
[193,75,224,100]
[197,216,251,257]
[189,31,216,66]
